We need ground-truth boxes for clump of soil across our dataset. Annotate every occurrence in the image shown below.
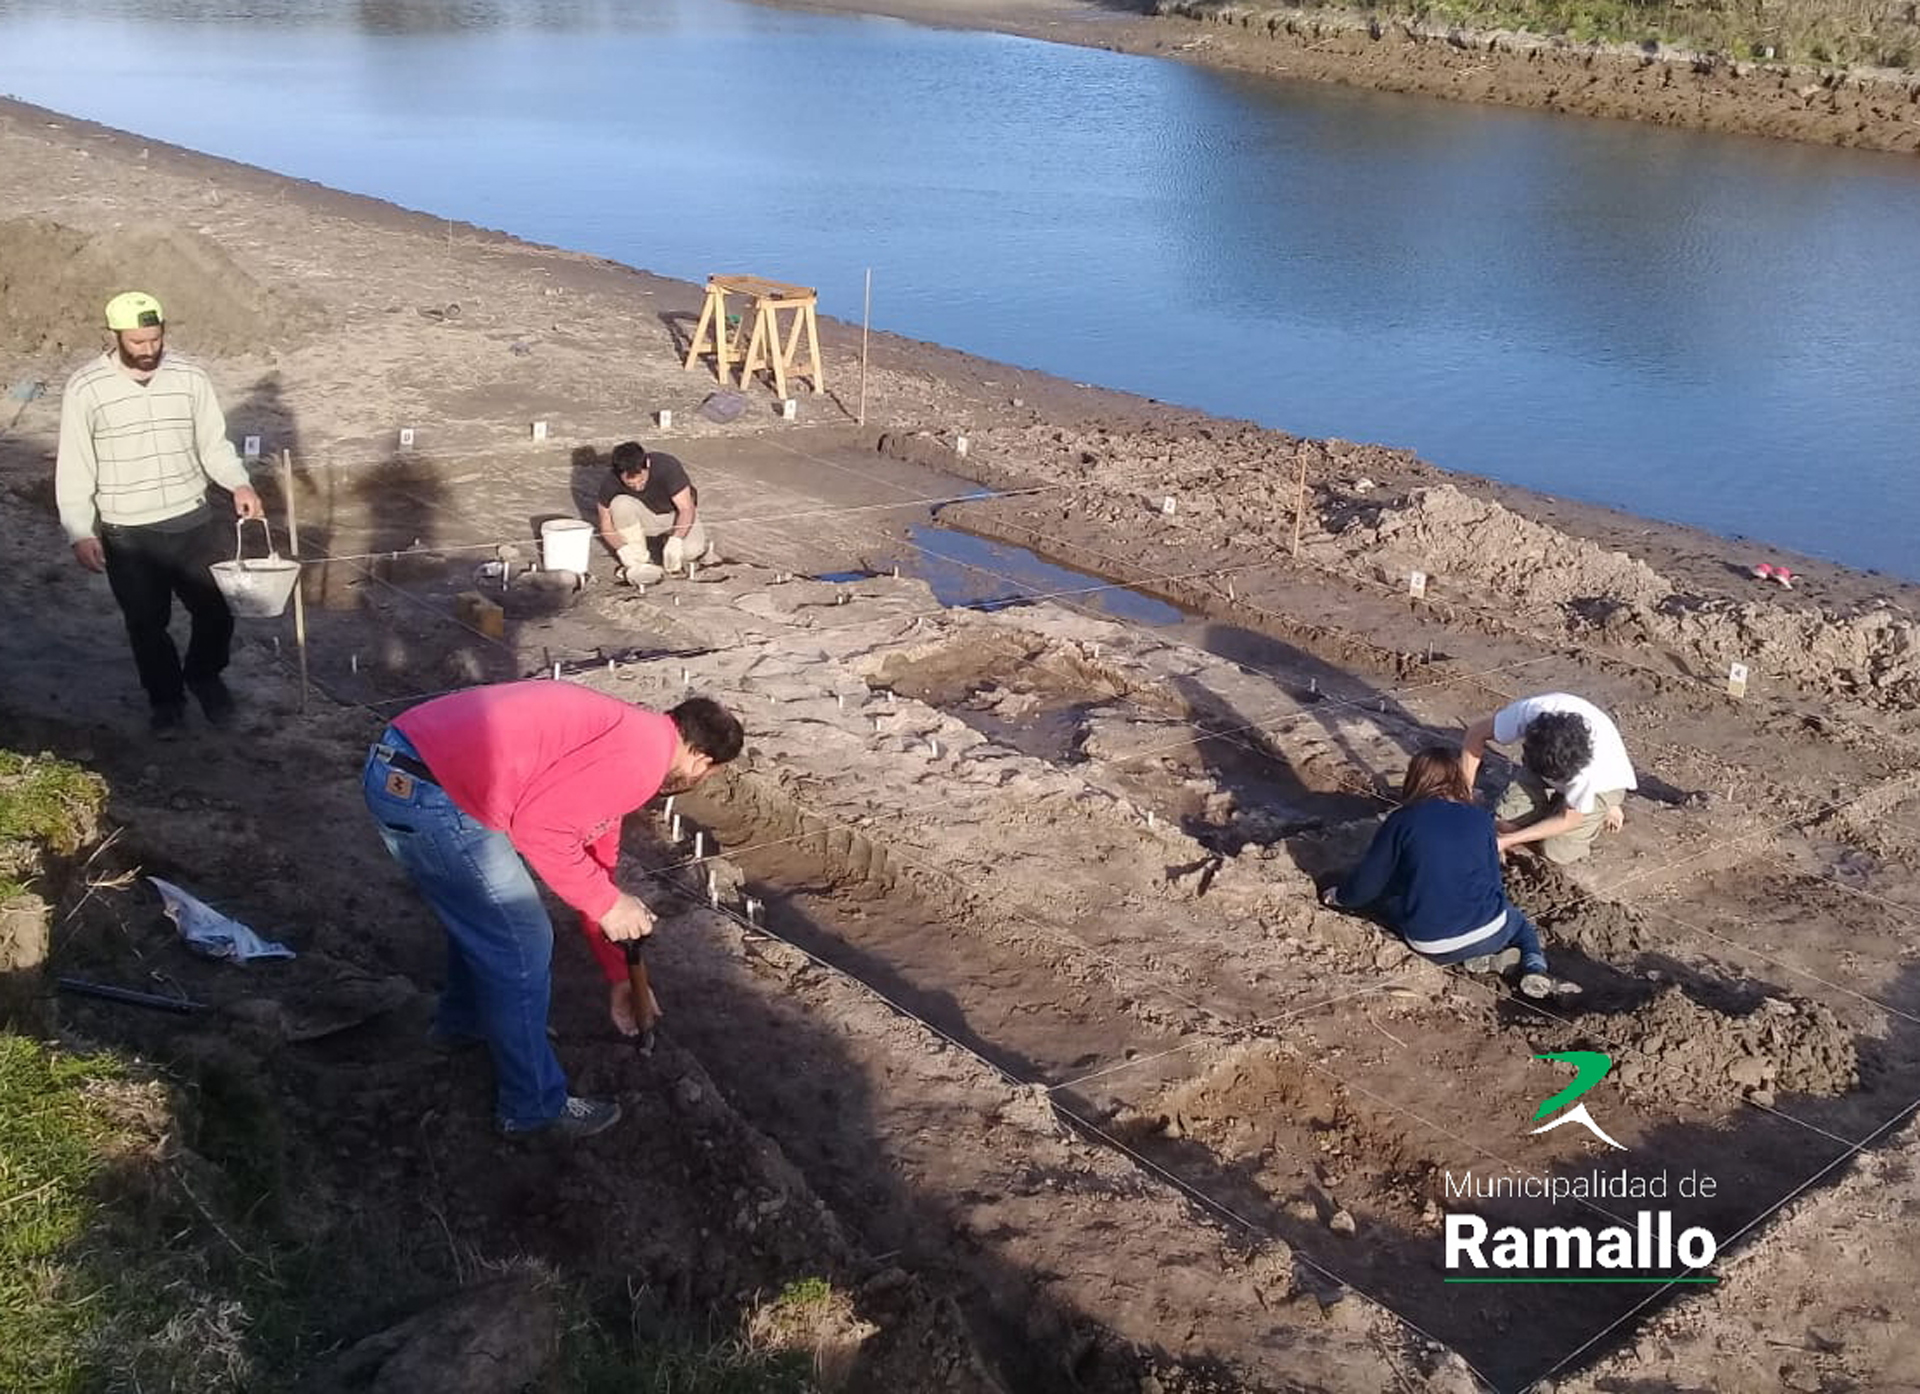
[1504,859,1652,960]
[1543,985,1857,1106]
[0,217,296,359]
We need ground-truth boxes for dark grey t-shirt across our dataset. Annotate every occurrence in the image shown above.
[596,452,696,516]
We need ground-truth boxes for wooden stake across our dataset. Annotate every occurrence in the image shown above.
[1291,454,1308,558]
[281,450,309,714]
[858,268,872,427]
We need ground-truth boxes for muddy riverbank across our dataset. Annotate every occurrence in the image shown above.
[781,0,1920,151]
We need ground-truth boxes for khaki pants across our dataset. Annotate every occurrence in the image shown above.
[1496,772,1624,865]
[609,494,710,575]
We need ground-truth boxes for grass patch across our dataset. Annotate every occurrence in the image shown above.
[564,1326,817,1394]
[0,1032,306,1394]
[0,1035,161,1393]
[562,1276,874,1394]
[0,751,107,901]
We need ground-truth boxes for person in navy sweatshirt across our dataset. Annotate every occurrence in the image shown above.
[1322,746,1552,999]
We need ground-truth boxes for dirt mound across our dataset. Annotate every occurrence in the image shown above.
[1330,485,1920,710]
[1329,485,1674,613]
[0,217,293,359]
[1506,860,1652,960]
[1546,985,1857,1107]
[1658,596,1920,708]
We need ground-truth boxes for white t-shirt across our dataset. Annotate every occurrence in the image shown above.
[1492,693,1636,814]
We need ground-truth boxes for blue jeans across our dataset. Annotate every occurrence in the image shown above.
[1488,906,1548,974]
[362,726,568,1130]
[1416,905,1547,973]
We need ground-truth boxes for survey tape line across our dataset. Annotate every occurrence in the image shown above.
[1630,900,1920,1030]
[1440,954,1878,1154]
[1578,769,1920,913]
[675,871,1503,1393]
[1789,859,1920,935]
[1532,1085,1920,1392]
[762,434,952,503]
[731,508,1533,805]
[1736,1095,1867,1150]
[1046,1097,1505,1394]
[278,474,1098,570]
[345,548,1317,709]
[1044,978,1417,1093]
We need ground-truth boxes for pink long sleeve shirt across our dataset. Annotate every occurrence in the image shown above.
[394,681,675,984]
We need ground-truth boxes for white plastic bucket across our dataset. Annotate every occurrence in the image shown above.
[540,518,594,573]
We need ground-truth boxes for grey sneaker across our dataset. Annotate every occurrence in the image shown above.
[1462,947,1522,976]
[502,1095,621,1143]
[149,703,187,741]
[1519,972,1554,1000]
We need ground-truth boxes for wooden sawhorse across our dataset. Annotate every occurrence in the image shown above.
[683,273,825,401]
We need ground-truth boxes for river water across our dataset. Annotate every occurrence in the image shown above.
[2,0,1917,575]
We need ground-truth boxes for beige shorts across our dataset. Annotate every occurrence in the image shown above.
[608,493,710,563]
[1496,772,1624,865]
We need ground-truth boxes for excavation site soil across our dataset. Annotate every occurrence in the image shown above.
[3,98,1919,1394]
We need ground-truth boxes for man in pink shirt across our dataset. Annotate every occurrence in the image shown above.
[362,682,743,1141]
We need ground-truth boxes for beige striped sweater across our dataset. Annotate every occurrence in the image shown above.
[55,351,251,541]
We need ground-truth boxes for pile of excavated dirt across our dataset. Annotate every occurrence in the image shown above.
[1544,985,1858,1107]
[1657,595,1920,708]
[0,217,293,360]
[1323,484,1675,614]
[1332,486,1920,710]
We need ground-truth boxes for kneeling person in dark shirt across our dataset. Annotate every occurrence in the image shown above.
[594,440,716,584]
[1323,746,1553,999]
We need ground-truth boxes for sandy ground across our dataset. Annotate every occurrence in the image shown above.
[779,0,1920,153]
[4,93,1920,1394]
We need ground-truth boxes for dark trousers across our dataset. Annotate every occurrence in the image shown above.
[101,519,233,710]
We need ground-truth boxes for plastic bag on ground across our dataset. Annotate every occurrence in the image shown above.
[151,876,295,962]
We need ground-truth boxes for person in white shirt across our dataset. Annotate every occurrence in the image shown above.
[1460,692,1636,865]
[56,292,263,738]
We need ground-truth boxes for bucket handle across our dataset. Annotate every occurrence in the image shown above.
[230,516,279,563]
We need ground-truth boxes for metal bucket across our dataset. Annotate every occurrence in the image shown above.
[210,517,300,619]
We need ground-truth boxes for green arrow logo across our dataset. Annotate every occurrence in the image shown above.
[1531,1051,1613,1120]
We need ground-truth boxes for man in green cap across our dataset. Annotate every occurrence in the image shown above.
[56,292,264,737]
